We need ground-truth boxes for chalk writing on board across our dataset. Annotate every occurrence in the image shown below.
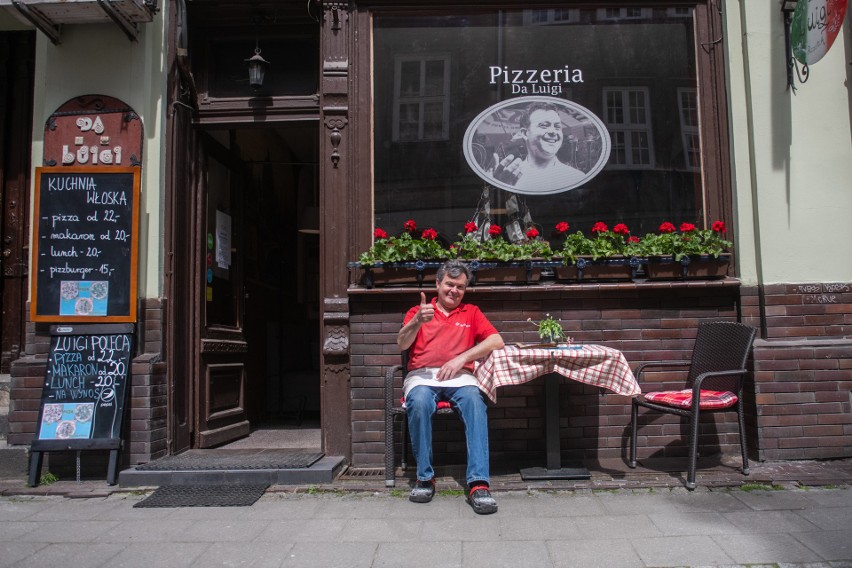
[37,331,132,441]
[31,166,139,322]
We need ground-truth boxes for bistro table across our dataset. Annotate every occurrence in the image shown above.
[475,344,640,480]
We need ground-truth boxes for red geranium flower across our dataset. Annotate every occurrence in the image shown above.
[421,228,438,240]
[464,221,478,234]
[403,219,417,232]
[488,224,503,236]
[374,228,388,239]
[680,222,696,233]
[613,223,630,235]
[712,220,726,233]
[526,227,540,239]
[555,221,570,234]
[659,222,676,233]
[628,236,640,243]
[591,221,608,234]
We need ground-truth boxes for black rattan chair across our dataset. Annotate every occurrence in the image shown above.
[628,320,757,490]
[384,352,455,487]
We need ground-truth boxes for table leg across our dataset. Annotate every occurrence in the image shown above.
[520,373,591,481]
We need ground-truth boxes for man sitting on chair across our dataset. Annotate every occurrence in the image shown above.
[397,259,505,514]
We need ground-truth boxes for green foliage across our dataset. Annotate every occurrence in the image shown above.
[739,482,784,492]
[559,230,627,262]
[630,229,732,261]
[516,238,554,260]
[359,231,451,264]
[455,234,517,261]
[528,314,566,343]
[451,234,553,262]
[39,472,59,485]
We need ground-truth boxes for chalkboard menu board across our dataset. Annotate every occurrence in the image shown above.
[35,324,134,444]
[28,324,134,486]
[30,166,140,322]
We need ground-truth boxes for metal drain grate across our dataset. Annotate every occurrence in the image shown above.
[340,467,385,478]
[133,484,269,508]
[134,451,323,471]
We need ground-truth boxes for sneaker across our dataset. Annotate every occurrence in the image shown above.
[467,485,498,515]
[409,479,435,503]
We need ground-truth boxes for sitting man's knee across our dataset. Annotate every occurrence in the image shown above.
[406,386,434,409]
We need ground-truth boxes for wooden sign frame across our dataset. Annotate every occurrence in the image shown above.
[30,166,141,323]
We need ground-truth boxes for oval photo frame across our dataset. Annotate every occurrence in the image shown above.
[463,96,611,196]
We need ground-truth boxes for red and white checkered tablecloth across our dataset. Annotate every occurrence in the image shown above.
[474,344,641,403]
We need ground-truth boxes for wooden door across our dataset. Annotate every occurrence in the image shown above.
[165,61,197,454]
[194,135,250,447]
[0,32,34,374]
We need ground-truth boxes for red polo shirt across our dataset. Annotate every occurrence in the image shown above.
[403,299,499,372]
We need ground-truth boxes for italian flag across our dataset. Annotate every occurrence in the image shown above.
[791,0,848,65]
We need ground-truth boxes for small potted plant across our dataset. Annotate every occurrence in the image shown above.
[527,314,569,345]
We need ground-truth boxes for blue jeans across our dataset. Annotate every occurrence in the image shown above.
[406,385,490,485]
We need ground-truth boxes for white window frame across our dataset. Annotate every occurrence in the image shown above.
[392,54,451,142]
[597,8,653,21]
[523,8,581,25]
[667,7,693,18]
[603,86,655,169]
[677,87,701,171]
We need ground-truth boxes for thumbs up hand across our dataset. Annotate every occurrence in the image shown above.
[417,292,435,324]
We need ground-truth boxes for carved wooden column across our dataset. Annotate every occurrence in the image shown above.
[319,0,352,459]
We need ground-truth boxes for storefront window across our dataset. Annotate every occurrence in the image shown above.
[373,7,703,242]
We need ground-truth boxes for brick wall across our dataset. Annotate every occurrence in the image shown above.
[349,280,745,470]
[7,299,168,473]
[742,284,852,461]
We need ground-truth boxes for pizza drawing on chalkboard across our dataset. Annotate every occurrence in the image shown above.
[59,280,108,317]
[38,402,95,440]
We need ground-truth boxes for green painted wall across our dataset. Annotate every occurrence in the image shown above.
[22,10,168,300]
[725,0,852,285]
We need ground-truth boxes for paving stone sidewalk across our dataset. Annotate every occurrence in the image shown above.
[2,444,852,566]
[1,485,852,568]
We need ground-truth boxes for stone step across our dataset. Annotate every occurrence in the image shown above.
[118,452,346,487]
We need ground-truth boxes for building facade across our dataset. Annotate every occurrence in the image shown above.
[1,1,850,474]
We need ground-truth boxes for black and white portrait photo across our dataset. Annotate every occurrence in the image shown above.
[463,96,611,195]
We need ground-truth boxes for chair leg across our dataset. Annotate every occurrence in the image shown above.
[686,408,700,491]
[737,403,750,476]
[401,412,408,471]
[385,413,396,488]
[628,400,638,468]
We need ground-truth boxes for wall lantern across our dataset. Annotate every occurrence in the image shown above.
[245,44,270,90]
[781,0,808,91]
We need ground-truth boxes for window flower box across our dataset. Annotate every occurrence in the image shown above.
[555,256,641,282]
[644,253,731,280]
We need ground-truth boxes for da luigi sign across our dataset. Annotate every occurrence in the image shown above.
[791,0,848,65]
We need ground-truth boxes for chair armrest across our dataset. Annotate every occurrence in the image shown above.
[692,369,748,394]
[385,364,405,413]
[634,360,692,382]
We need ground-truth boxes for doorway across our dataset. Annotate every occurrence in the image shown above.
[170,122,321,452]
[0,31,35,376]
[225,124,321,448]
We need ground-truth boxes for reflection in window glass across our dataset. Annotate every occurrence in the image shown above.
[678,88,701,171]
[374,7,702,242]
[393,55,450,142]
[604,87,654,169]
